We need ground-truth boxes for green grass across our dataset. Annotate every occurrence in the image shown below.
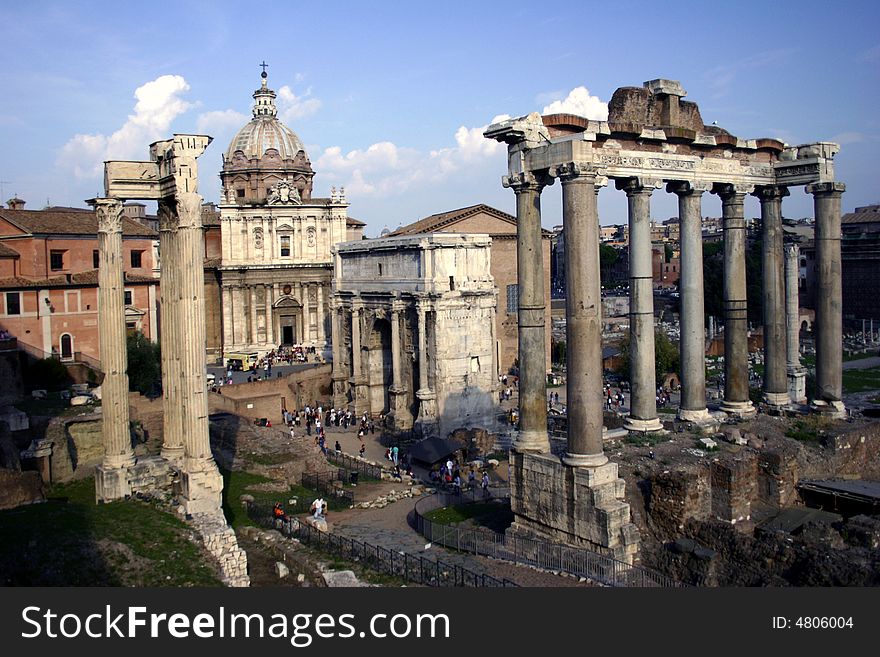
[842,367,880,393]
[422,501,513,532]
[0,478,221,586]
[785,416,831,443]
[221,470,350,530]
[844,351,878,362]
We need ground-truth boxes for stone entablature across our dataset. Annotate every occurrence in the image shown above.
[332,234,498,438]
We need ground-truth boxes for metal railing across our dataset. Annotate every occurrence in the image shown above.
[324,450,383,480]
[413,488,683,588]
[248,503,517,587]
[301,470,354,506]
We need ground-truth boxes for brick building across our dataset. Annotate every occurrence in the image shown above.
[389,203,552,375]
[0,202,159,365]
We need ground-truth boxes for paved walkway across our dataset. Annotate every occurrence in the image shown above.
[842,356,880,371]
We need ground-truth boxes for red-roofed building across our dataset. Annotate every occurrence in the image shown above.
[0,201,159,366]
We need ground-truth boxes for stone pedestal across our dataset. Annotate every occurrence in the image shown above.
[95,464,132,503]
[414,388,438,438]
[332,376,349,409]
[509,451,639,564]
[624,416,665,432]
[178,466,224,516]
[388,386,413,430]
[788,367,807,405]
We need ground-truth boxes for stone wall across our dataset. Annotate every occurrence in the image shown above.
[0,469,44,510]
[191,512,250,587]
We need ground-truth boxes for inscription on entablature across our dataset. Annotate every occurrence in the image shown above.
[596,153,696,171]
[775,163,821,178]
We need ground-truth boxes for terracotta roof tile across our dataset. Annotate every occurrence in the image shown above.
[0,243,19,258]
[0,208,157,237]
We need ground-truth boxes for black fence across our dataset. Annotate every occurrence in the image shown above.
[324,450,383,480]
[301,470,355,506]
[248,503,517,587]
[413,488,683,588]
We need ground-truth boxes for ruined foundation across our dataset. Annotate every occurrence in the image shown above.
[509,451,640,564]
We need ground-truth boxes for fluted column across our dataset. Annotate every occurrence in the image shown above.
[556,163,607,466]
[756,185,790,407]
[249,285,258,346]
[331,299,348,407]
[505,171,551,453]
[265,284,274,346]
[391,306,402,390]
[221,285,234,353]
[808,182,846,416]
[414,298,437,436]
[618,177,663,432]
[316,283,325,346]
[784,242,807,403]
[158,200,183,461]
[715,183,755,418]
[93,198,136,478]
[669,181,712,423]
[351,303,362,380]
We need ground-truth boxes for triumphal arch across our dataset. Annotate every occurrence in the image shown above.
[486,79,844,562]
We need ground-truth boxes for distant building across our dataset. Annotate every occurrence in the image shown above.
[390,203,551,375]
[0,201,159,365]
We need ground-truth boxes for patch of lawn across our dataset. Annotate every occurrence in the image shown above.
[785,416,831,443]
[0,478,221,586]
[422,500,513,532]
[842,367,880,393]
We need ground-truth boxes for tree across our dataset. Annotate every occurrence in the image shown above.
[552,340,567,366]
[126,331,161,395]
[614,329,680,383]
[702,238,763,327]
[599,243,622,287]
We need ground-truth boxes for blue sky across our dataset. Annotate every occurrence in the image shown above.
[1,0,878,235]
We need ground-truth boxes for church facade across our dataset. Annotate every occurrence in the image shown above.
[216,71,363,359]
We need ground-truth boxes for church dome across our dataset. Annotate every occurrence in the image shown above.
[224,72,308,162]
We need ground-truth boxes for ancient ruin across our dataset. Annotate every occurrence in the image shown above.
[331,233,498,437]
[486,78,845,562]
[94,135,249,586]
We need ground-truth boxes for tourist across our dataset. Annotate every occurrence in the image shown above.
[481,472,490,497]
[392,445,399,466]
[359,443,366,459]
[453,474,462,495]
[335,440,341,455]
[310,497,326,519]
[468,469,476,490]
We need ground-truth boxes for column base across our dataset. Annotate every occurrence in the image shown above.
[388,387,413,431]
[562,451,608,467]
[788,368,807,404]
[623,416,664,433]
[178,462,224,516]
[763,391,792,408]
[720,400,757,419]
[332,376,348,409]
[160,445,185,464]
[352,377,370,416]
[95,464,133,502]
[414,388,438,439]
[676,408,715,424]
[513,429,551,454]
[811,399,846,420]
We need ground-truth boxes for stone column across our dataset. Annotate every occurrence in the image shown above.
[414,299,437,437]
[784,242,807,403]
[316,283,325,348]
[669,181,712,423]
[556,164,607,466]
[249,285,258,346]
[389,300,412,429]
[617,177,663,432]
[351,301,369,414]
[756,185,790,407]
[808,182,846,416]
[505,171,551,453]
[221,285,234,354]
[715,183,755,418]
[330,300,348,408]
[92,198,135,501]
[158,200,184,462]
[265,284,274,347]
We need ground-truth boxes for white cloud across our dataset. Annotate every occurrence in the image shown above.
[57,75,193,179]
[829,131,864,145]
[542,87,608,120]
[196,109,248,135]
[277,85,322,122]
[316,115,511,199]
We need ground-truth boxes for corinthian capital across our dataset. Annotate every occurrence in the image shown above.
[806,181,846,197]
[90,198,124,234]
[753,185,790,202]
[549,161,596,182]
[502,170,552,193]
[157,199,178,232]
[175,191,204,229]
[615,176,663,195]
[712,182,755,200]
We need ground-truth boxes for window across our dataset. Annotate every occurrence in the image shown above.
[124,290,133,305]
[449,276,455,291]
[93,250,100,269]
[378,263,383,276]
[50,250,65,271]
[130,250,143,268]
[280,235,291,257]
[236,189,245,198]
[5,292,20,315]
[506,284,519,314]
